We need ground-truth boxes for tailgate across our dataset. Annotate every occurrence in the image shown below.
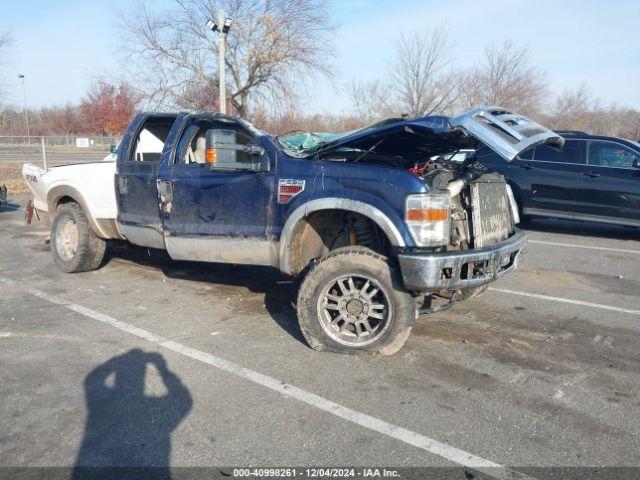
[22,163,48,211]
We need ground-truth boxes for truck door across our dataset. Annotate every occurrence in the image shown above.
[157,116,277,265]
[116,114,177,249]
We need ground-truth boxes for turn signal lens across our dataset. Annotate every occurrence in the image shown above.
[406,209,448,222]
[206,148,217,163]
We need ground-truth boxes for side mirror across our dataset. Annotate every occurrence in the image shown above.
[205,128,266,172]
[110,144,118,154]
[633,158,640,169]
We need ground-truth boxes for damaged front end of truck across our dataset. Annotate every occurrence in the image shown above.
[278,107,563,309]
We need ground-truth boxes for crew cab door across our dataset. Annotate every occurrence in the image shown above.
[157,115,277,265]
[116,114,178,249]
[575,140,640,225]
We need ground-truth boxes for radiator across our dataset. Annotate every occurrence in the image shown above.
[470,181,514,248]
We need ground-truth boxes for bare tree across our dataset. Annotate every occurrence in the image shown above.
[347,80,395,122]
[0,31,14,103]
[345,28,456,121]
[549,84,595,131]
[117,0,335,116]
[549,86,640,140]
[391,28,457,117]
[37,104,84,136]
[457,39,548,116]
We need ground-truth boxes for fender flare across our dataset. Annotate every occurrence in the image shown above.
[278,197,406,274]
[47,185,115,239]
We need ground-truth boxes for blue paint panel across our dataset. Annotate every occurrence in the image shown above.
[164,164,276,238]
[117,112,436,251]
[157,114,277,240]
[273,156,426,246]
[116,113,178,230]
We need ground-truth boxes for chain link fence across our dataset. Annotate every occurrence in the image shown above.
[0,136,118,194]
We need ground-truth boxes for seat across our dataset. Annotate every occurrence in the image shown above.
[193,136,207,164]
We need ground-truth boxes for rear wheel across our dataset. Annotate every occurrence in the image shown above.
[51,203,106,273]
[297,247,415,355]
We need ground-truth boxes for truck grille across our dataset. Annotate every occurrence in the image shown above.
[470,182,513,248]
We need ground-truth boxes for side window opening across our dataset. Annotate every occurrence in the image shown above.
[176,124,205,165]
[587,141,639,168]
[533,141,583,164]
[130,117,175,162]
[518,148,534,160]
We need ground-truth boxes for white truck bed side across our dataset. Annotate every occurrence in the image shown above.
[22,161,122,239]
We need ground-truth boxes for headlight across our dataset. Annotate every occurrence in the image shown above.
[405,193,451,247]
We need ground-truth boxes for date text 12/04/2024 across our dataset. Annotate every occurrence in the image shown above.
[232,468,400,478]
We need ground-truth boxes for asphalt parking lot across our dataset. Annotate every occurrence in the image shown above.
[1,201,639,479]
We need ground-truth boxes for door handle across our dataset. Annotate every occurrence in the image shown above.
[582,171,600,178]
[520,163,535,170]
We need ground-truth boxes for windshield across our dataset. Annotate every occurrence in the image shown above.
[276,118,403,156]
[277,131,345,154]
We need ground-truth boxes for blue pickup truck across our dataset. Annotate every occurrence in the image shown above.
[24,107,563,355]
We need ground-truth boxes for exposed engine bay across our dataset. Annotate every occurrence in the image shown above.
[406,154,502,252]
[288,121,517,253]
[323,144,517,252]
[279,118,523,306]
[313,148,517,256]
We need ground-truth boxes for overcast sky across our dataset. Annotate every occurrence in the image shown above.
[3,0,640,113]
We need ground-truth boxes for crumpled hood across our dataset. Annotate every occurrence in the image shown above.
[280,108,564,163]
[282,116,480,161]
[321,121,480,161]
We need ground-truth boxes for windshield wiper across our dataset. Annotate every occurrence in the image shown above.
[353,138,385,163]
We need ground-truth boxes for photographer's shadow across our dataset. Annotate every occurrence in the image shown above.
[73,349,192,479]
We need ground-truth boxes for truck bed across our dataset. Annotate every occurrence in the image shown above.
[22,161,119,238]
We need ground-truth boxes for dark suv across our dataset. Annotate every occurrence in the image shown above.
[477,132,640,227]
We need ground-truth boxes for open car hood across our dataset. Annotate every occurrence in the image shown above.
[449,107,564,161]
[292,107,563,162]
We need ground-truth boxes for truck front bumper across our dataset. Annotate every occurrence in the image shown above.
[397,229,526,292]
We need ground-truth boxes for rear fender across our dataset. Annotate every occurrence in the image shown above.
[47,185,120,240]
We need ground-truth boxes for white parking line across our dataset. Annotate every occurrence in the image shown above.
[0,276,533,480]
[528,239,640,255]
[489,287,640,316]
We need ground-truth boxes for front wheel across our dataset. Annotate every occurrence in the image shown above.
[296,247,415,355]
[51,202,106,273]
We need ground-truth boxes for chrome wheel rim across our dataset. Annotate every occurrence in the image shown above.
[56,217,79,262]
[317,274,391,346]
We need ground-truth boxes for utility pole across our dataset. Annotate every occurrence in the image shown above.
[18,74,30,139]
[217,10,227,114]
[206,12,232,114]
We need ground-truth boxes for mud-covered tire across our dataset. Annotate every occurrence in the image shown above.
[456,284,489,301]
[51,202,106,273]
[297,247,415,356]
